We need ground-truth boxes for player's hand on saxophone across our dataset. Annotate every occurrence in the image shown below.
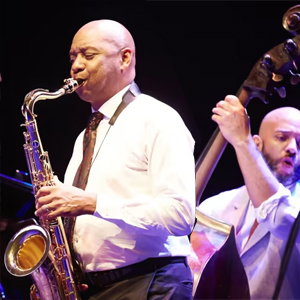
[35,176,97,219]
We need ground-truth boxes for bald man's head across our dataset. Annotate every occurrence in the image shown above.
[259,107,300,139]
[69,19,136,109]
[255,106,300,186]
[75,20,136,65]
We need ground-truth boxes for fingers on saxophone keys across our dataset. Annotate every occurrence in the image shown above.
[35,203,51,218]
[35,197,42,209]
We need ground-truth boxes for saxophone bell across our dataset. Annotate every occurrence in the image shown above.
[4,223,51,277]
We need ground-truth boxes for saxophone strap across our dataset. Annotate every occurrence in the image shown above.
[65,82,141,283]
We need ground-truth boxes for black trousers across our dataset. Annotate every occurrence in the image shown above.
[81,257,193,300]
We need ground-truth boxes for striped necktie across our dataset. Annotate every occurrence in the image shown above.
[72,111,103,189]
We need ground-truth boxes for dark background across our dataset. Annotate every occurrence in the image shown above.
[1,1,300,299]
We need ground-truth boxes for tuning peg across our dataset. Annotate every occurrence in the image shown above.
[289,70,300,85]
[274,86,286,98]
[284,39,299,58]
[261,54,284,82]
[272,73,284,82]
[261,54,275,75]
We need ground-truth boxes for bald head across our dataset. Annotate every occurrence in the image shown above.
[259,107,300,139]
[255,107,300,186]
[69,20,137,108]
[73,20,136,81]
[75,20,136,59]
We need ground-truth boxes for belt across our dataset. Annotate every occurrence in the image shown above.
[86,256,187,287]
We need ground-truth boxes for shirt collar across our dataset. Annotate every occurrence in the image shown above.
[91,84,132,119]
[286,181,299,196]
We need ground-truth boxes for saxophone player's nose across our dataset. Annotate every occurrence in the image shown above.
[71,55,85,75]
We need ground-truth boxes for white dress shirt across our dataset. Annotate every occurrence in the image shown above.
[235,200,255,254]
[198,183,300,299]
[64,84,196,272]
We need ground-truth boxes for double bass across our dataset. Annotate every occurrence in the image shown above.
[188,4,300,299]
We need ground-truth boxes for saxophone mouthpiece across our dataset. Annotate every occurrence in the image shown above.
[76,78,84,86]
[62,78,83,94]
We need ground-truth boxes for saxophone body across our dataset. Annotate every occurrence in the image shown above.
[4,78,83,300]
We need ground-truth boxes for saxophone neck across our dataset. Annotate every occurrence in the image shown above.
[22,78,82,120]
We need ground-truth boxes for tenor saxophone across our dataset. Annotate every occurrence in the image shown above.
[4,78,83,300]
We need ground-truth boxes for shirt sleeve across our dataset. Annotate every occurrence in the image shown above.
[64,130,84,185]
[254,183,300,240]
[93,105,196,237]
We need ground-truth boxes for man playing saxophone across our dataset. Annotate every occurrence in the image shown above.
[35,20,195,300]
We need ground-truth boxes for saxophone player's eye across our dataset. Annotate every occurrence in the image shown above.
[85,54,95,60]
[69,56,75,65]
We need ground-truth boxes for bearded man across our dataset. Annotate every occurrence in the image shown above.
[198,97,300,300]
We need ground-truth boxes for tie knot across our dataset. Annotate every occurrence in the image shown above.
[87,111,103,131]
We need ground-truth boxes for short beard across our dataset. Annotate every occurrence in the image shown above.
[262,151,300,186]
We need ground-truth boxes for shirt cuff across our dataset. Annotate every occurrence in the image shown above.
[92,194,124,220]
[254,183,291,221]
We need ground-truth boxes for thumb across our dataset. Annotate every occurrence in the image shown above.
[78,284,89,292]
[53,175,63,186]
